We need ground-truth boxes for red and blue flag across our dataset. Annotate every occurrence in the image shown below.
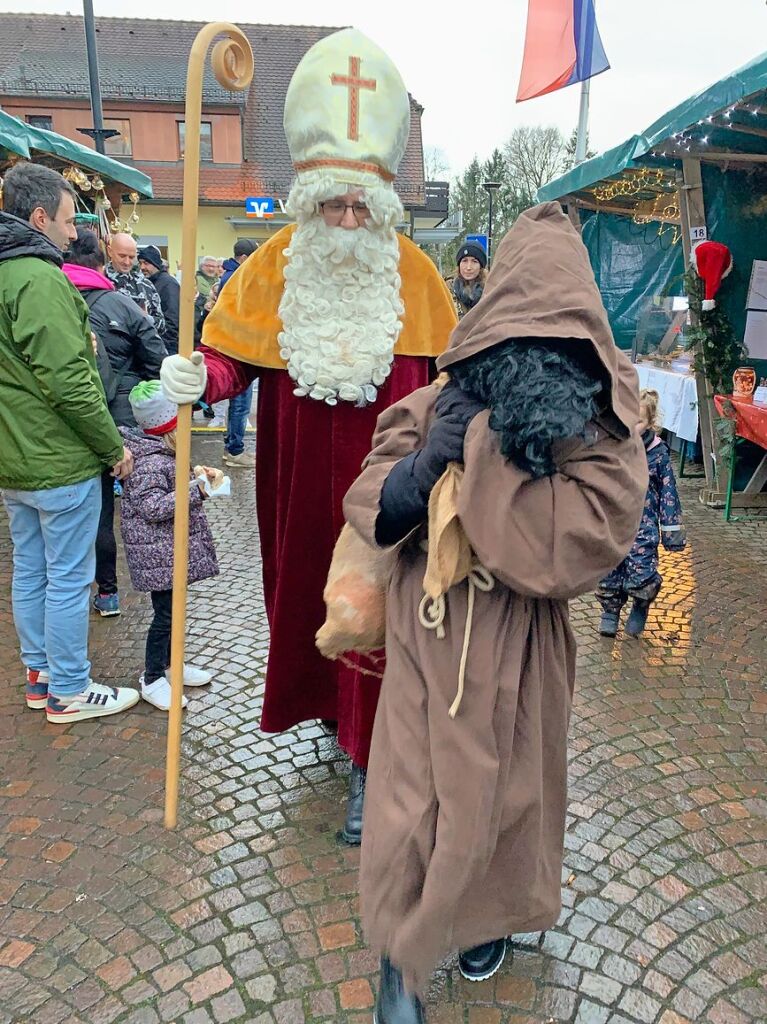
[517,0,610,103]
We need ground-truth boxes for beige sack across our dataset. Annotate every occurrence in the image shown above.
[316,524,396,659]
[422,462,472,601]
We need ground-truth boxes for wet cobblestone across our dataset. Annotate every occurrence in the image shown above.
[0,437,765,1023]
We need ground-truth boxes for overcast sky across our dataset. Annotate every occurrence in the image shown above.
[10,0,767,175]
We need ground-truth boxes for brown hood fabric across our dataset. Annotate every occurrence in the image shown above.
[437,201,639,438]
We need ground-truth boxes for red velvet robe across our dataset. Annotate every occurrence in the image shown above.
[202,347,431,766]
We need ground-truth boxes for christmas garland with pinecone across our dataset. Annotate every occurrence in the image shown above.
[683,268,745,395]
[684,269,746,468]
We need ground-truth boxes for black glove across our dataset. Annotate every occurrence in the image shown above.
[434,379,486,423]
[412,382,486,491]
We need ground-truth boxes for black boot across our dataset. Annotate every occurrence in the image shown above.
[625,598,651,637]
[458,937,508,981]
[374,957,425,1024]
[340,764,366,845]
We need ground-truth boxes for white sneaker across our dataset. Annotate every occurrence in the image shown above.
[140,674,188,712]
[46,681,139,723]
[223,451,255,468]
[182,664,213,687]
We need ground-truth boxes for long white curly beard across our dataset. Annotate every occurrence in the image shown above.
[277,217,404,406]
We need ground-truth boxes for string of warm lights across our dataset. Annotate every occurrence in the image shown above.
[593,166,671,203]
[650,98,765,157]
[583,97,763,247]
[633,193,681,245]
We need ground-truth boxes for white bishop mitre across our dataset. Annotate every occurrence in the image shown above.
[283,28,411,188]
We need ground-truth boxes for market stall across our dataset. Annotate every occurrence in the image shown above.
[714,394,767,520]
[538,51,767,504]
[0,108,152,231]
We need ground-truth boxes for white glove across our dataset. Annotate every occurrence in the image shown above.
[160,351,207,404]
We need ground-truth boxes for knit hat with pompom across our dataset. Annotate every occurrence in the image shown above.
[129,380,178,435]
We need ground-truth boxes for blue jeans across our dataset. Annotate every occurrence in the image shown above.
[225,382,254,456]
[2,476,101,697]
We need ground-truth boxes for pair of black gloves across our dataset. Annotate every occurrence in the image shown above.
[376,381,486,546]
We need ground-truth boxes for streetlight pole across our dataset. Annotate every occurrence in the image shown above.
[79,0,119,154]
[482,180,502,264]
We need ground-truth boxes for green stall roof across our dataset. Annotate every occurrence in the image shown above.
[642,49,767,151]
[0,109,153,197]
[538,135,648,202]
[538,49,767,203]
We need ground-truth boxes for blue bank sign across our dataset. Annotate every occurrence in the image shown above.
[245,197,275,219]
[245,197,289,219]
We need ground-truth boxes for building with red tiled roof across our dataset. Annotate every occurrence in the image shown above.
[0,13,446,264]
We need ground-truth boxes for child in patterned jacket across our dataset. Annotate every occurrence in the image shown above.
[120,381,220,710]
[596,389,686,638]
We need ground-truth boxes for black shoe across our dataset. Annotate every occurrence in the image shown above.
[319,718,338,733]
[458,937,508,981]
[340,764,366,845]
[599,611,620,637]
[374,957,425,1024]
[625,599,650,637]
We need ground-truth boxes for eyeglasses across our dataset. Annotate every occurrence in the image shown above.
[320,200,371,223]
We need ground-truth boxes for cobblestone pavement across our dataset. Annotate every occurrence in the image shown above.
[0,436,765,1024]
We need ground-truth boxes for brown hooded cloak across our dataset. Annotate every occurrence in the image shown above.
[343,202,648,996]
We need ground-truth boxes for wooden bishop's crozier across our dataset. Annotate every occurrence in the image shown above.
[165,24,254,829]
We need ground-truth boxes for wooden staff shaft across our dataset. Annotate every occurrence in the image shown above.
[164,23,254,829]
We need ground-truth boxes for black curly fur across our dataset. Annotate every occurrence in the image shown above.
[450,339,602,478]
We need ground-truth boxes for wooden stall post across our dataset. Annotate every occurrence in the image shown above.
[677,157,721,491]
[164,24,254,830]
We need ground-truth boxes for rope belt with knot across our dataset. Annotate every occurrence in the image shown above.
[417,564,495,719]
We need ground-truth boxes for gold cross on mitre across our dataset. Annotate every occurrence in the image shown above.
[331,56,377,141]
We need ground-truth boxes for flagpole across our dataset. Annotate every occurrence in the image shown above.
[574,77,590,164]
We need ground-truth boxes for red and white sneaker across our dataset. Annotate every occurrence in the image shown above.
[46,681,139,723]
[26,669,50,710]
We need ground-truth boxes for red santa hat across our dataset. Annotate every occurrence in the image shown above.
[691,240,733,311]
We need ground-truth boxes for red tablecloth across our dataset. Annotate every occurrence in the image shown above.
[714,394,767,450]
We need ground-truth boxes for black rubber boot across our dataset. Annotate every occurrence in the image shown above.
[340,764,366,845]
[458,938,508,981]
[374,957,425,1024]
[599,610,620,637]
[625,598,651,637]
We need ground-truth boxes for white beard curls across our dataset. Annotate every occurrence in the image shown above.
[277,213,404,406]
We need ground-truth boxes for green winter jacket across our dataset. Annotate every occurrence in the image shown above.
[0,212,124,491]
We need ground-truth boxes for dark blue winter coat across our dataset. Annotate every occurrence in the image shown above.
[599,431,685,596]
[219,257,240,290]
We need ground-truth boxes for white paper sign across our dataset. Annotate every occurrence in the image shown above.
[690,225,707,243]
[747,260,767,312]
[753,386,767,405]
[744,310,767,359]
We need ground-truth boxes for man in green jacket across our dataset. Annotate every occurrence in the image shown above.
[0,161,139,723]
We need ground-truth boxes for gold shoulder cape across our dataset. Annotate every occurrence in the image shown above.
[202,224,457,367]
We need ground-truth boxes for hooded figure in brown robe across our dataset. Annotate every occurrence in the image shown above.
[342,202,648,1021]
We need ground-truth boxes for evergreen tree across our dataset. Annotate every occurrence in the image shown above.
[563,127,596,169]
